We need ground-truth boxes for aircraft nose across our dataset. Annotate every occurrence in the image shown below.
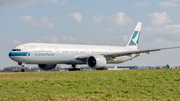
[9,52,12,58]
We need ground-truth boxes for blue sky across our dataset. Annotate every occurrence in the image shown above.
[1,0,180,69]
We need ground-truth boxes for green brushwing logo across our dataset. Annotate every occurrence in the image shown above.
[128,31,140,46]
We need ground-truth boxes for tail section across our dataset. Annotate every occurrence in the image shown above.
[126,22,142,49]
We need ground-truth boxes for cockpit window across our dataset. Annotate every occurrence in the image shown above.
[12,49,16,51]
[12,49,21,51]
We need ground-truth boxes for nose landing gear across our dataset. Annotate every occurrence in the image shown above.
[18,62,26,72]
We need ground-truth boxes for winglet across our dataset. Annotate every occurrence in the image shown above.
[126,22,142,49]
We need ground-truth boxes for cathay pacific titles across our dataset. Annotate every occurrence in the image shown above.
[35,53,55,56]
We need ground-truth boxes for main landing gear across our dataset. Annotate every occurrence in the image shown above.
[69,64,80,71]
[18,62,26,72]
[96,67,108,70]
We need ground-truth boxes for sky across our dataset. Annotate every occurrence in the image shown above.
[1,0,180,69]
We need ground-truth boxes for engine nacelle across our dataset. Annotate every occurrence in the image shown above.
[38,64,57,70]
[87,55,106,68]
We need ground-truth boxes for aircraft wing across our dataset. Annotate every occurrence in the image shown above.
[76,46,180,60]
[105,46,180,58]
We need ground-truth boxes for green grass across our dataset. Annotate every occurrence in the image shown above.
[0,69,180,100]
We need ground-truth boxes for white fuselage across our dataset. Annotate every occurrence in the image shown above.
[9,43,139,65]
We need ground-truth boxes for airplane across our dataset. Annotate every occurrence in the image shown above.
[9,22,180,72]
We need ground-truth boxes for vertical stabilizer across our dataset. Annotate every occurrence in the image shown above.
[126,22,142,49]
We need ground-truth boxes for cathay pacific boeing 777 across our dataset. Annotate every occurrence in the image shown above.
[9,22,180,71]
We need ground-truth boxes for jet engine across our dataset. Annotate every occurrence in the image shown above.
[38,64,57,70]
[87,55,106,68]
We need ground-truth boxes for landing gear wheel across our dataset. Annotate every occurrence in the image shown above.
[21,69,26,72]
[20,64,26,72]
[96,67,108,70]
[69,68,80,71]
[69,64,80,71]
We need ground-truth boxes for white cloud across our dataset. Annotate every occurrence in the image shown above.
[93,12,133,26]
[0,0,67,7]
[0,0,37,7]
[46,0,67,5]
[164,25,180,34]
[20,16,55,28]
[37,35,58,43]
[107,12,134,26]
[93,15,104,23]
[134,1,149,6]
[140,25,180,47]
[61,35,76,43]
[20,15,34,21]
[159,1,177,7]
[67,12,82,22]
[37,35,77,43]
[44,35,58,43]
[171,0,180,1]
[73,35,129,45]
[74,6,80,9]
[13,39,21,44]
[36,39,44,43]
[101,28,114,32]
[143,25,180,35]
[148,12,172,25]
[155,38,166,43]
[118,35,129,42]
